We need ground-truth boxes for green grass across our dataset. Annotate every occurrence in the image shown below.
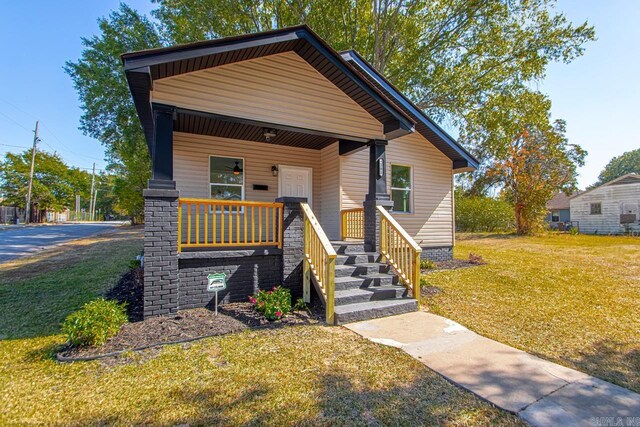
[422,233,640,393]
[0,227,143,339]
[0,226,522,425]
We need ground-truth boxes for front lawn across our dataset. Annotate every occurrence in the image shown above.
[0,227,521,425]
[422,233,640,393]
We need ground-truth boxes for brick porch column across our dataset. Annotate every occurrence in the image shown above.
[276,196,307,299]
[143,188,180,318]
[364,139,393,252]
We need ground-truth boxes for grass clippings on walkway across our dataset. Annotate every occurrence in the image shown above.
[422,233,640,393]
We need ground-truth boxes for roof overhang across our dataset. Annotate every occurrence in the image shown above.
[122,25,415,152]
[340,50,480,173]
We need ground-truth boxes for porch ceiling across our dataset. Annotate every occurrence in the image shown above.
[175,110,338,150]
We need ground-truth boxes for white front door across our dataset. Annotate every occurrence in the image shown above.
[278,165,312,205]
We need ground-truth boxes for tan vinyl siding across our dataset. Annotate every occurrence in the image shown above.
[340,132,453,247]
[318,143,340,240]
[152,51,383,140]
[174,132,321,212]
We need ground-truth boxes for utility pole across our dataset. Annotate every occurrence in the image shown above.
[92,189,98,221]
[88,162,96,222]
[25,121,39,224]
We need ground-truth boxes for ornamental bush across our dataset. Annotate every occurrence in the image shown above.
[249,286,291,321]
[62,298,128,347]
[455,193,515,232]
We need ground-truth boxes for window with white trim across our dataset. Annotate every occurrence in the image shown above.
[391,164,412,213]
[210,156,244,201]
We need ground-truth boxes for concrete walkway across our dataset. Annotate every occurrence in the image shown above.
[345,311,640,426]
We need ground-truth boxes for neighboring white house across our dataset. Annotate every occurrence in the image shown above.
[570,173,640,234]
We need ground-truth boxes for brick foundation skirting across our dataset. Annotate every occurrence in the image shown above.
[420,246,453,262]
[177,251,283,310]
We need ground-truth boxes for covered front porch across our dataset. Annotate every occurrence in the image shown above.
[123,25,423,323]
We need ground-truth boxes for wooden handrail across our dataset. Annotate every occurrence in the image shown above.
[377,205,422,299]
[178,199,283,251]
[301,202,336,324]
[341,208,364,240]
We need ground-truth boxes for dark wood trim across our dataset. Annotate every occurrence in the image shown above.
[170,105,372,144]
[150,104,175,186]
[339,139,368,156]
[366,139,391,201]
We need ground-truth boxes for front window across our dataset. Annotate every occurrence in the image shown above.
[551,211,560,222]
[210,156,244,201]
[590,202,602,215]
[391,164,412,213]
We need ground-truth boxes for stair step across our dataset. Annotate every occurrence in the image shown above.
[334,273,399,290]
[333,299,418,325]
[334,285,409,305]
[335,253,381,265]
[332,241,366,254]
[334,263,390,277]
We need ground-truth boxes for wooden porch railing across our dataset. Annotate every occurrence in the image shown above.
[178,198,283,252]
[378,205,422,299]
[301,202,337,324]
[341,208,364,240]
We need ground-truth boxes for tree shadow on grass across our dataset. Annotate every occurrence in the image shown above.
[566,339,639,394]
[0,227,143,340]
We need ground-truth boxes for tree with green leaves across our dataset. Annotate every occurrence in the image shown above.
[0,150,92,217]
[596,148,640,186]
[65,4,161,223]
[67,0,594,227]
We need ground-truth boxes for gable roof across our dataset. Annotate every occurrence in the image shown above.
[547,192,580,210]
[340,50,479,172]
[571,173,640,200]
[121,25,415,151]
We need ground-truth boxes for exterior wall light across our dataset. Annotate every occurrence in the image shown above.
[271,165,279,176]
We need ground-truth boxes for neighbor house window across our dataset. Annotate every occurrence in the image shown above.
[391,164,412,213]
[210,156,244,201]
[551,211,560,222]
[590,202,602,215]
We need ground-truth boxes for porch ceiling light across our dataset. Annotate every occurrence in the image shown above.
[263,128,277,141]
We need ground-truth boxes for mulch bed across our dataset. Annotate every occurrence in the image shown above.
[58,269,324,362]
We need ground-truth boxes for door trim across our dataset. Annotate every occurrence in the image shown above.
[278,165,313,206]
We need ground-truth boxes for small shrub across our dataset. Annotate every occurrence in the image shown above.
[293,297,308,312]
[468,253,485,265]
[569,226,580,236]
[249,286,292,321]
[62,298,128,347]
[420,258,436,270]
[129,259,141,269]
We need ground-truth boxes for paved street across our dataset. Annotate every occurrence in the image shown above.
[0,222,125,264]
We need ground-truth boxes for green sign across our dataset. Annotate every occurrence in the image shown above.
[207,273,227,292]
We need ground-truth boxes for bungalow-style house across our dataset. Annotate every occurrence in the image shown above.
[570,173,640,235]
[122,25,478,324]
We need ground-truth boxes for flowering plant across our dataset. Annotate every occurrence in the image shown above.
[249,286,291,321]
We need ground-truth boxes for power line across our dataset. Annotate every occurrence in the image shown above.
[0,111,32,133]
[0,97,105,162]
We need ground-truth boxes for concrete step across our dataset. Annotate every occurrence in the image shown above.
[334,285,409,305]
[332,241,366,255]
[334,272,399,290]
[335,253,381,265]
[334,298,418,325]
[334,262,390,277]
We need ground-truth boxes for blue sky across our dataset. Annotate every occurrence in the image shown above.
[0,0,637,187]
